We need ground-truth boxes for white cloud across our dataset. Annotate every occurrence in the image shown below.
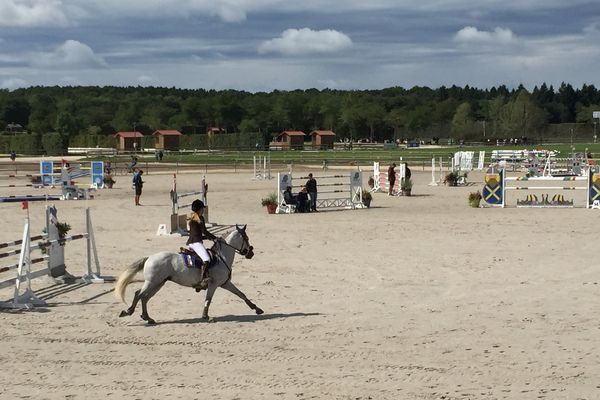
[31,40,107,68]
[455,26,515,44]
[0,0,69,27]
[137,75,155,84]
[258,28,352,55]
[0,77,28,90]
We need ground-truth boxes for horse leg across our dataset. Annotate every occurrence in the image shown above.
[119,289,141,318]
[201,284,218,321]
[139,280,166,325]
[221,280,264,315]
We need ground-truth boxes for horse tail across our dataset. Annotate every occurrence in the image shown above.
[114,257,148,304]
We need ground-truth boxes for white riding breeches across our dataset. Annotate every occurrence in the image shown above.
[188,242,210,263]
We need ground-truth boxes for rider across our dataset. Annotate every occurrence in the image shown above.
[187,199,217,290]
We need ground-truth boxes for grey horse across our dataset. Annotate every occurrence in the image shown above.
[115,225,263,324]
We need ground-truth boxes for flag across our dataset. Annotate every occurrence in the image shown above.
[22,200,29,210]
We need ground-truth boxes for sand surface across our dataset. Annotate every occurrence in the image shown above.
[0,166,599,399]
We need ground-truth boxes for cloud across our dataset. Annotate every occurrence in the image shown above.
[258,28,353,55]
[455,26,515,44]
[31,40,107,68]
[209,2,247,22]
[0,0,69,27]
[137,75,155,85]
[0,77,28,90]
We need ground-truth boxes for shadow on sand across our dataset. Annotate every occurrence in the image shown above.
[156,312,322,325]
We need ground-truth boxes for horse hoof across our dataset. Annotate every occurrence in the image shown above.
[119,310,129,318]
[146,319,156,325]
[208,317,216,323]
[255,308,264,315]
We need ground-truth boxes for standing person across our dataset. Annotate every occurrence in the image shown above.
[158,150,164,161]
[388,163,396,196]
[133,170,144,206]
[9,150,16,162]
[187,199,217,291]
[403,162,411,184]
[305,173,318,212]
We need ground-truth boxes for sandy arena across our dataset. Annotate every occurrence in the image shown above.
[0,166,599,399]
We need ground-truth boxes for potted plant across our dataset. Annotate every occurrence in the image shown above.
[261,193,278,214]
[468,191,482,208]
[362,189,373,208]
[401,178,413,196]
[103,174,116,189]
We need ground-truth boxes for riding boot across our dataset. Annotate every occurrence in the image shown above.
[195,261,212,292]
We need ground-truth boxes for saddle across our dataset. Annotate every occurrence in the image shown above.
[179,247,217,268]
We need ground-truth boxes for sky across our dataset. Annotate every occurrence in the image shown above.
[1,0,600,92]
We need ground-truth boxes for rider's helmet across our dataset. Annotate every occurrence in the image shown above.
[191,199,205,212]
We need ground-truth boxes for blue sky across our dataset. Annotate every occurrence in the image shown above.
[1,0,600,91]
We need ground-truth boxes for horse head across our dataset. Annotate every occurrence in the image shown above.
[229,224,254,259]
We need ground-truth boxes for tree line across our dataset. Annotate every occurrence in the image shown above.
[1,83,599,148]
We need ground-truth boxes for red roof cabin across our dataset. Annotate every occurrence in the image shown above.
[310,130,336,150]
[271,131,306,150]
[115,131,144,151]
[153,130,182,150]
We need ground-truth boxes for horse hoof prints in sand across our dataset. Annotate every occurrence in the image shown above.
[115,225,264,325]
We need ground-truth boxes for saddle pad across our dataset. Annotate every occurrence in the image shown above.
[180,254,200,268]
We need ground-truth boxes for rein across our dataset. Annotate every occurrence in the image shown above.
[213,237,248,275]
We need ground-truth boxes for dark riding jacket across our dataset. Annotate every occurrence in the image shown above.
[186,212,216,245]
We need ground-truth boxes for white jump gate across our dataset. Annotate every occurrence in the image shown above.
[253,155,272,180]
[0,206,109,309]
[275,171,365,213]
[169,174,210,234]
[371,162,406,195]
[482,169,600,208]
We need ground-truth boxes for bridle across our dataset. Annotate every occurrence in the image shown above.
[216,233,252,256]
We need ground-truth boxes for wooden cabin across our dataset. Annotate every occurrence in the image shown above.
[270,131,306,150]
[152,130,182,150]
[115,131,144,151]
[310,130,336,149]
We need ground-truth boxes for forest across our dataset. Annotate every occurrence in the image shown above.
[1,83,600,154]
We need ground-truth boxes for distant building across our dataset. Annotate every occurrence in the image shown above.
[206,127,225,136]
[270,131,306,150]
[153,130,182,150]
[6,123,25,134]
[115,131,143,151]
[310,130,336,149]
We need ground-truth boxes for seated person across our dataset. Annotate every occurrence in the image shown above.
[283,186,296,205]
[296,187,309,213]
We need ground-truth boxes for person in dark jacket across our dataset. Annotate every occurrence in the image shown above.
[283,186,296,205]
[305,173,318,211]
[387,163,396,196]
[133,170,144,205]
[187,199,217,290]
[296,187,309,213]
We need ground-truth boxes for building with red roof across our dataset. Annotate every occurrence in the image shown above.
[310,130,336,149]
[153,130,183,150]
[115,131,144,151]
[270,131,306,150]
